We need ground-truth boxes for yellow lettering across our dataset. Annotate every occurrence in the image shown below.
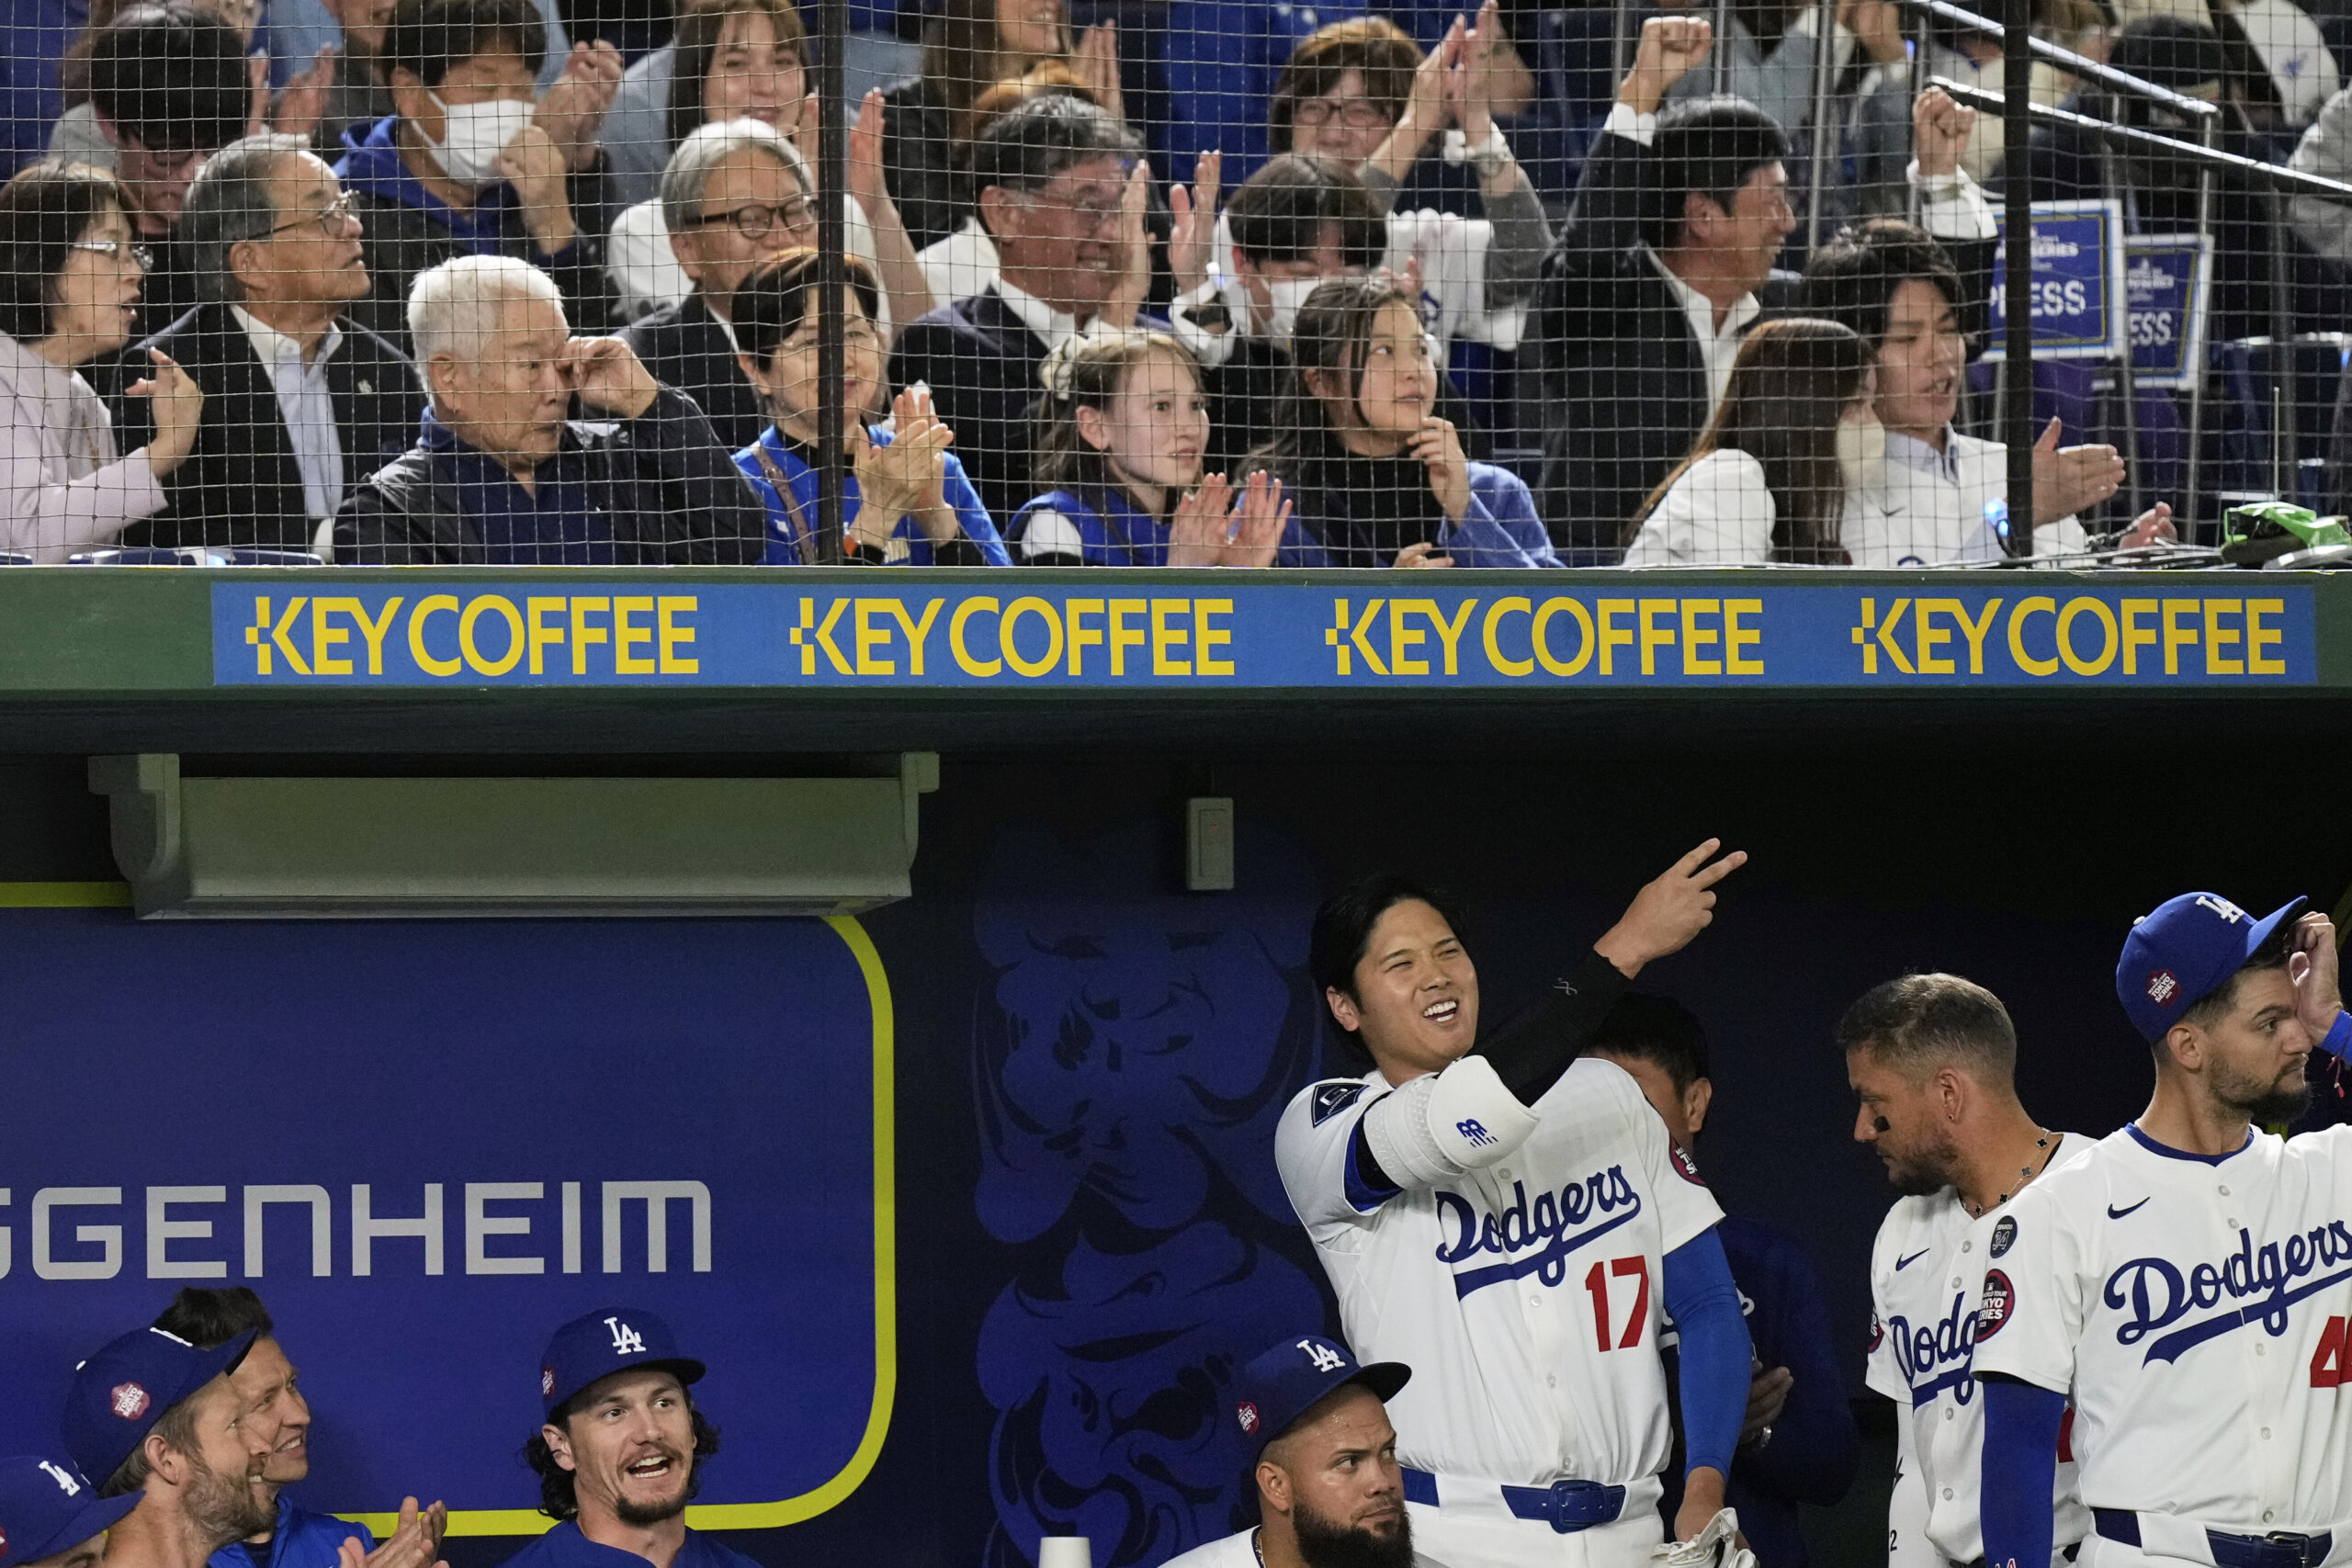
[2120,598,2157,674]
[809,597,851,675]
[1873,599,1917,674]
[1950,598,2000,675]
[2203,599,2244,675]
[1389,599,1430,676]
[1107,599,1146,676]
[1597,599,1634,675]
[1002,597,1065,678]
[1483,597,1533,677]
[1533,597,1594,677]
[245,595,274,675]
[526,596,567,675]
[1152,599,1192,676]
[458,595,525,678]
[569,597,609,675]
[2008,597,2059,677]
[1347,599,1388,676]
[1679,599,1721,676]
[310,597,354,676]
[1194,599,1235,676]
[2163,598,2200,674]
[2247,598,2287,675]
[887,598,944,675]
[1724,599,1764,676]
[614,596,657,674]
[1426,598,1476,675]
[410,594,459,678]
[1065,599,1104,677]
[658,597,698,674]
[1912,597,1957,675]
[270,596,311,676]
[2057,597,2118,676]
[951,597,1001,677]
[1638,598,1677,675]
[854,598,897,675]
[349,596,401,676]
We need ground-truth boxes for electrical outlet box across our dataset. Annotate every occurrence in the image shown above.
[1186,797,1234,891]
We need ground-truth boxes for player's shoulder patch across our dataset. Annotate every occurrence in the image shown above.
[1668,1139,1708,1186]
[1976,1268,2016,1339]
[1309,1080,1369,1126]
[1867,1311,1885,1353]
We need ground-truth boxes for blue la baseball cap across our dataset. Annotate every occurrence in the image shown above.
[538,1309,706,1416]
[0,1455,140,1568]
[2118,891,2309,1041]
[1230,1334,1410,1461]
[60,1326,256,1491]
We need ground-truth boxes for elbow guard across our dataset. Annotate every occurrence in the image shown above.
[1362,1055,1539,1187]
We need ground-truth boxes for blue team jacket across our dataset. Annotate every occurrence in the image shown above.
[1008,487,1330,567]
[734,424,1011,566]
[499,1522,765,1568]
[1283,462,1565,569]
[209,1497,377,1568]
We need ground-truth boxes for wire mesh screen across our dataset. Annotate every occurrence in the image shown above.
[2,0,2350,566]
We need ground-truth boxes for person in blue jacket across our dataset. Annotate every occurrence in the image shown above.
[1589,996,1861,1568]
[507,1308,757,1568]
[729,246,1009,566]
[151,1288,444,1568]
[1246,274,1557,567]
[1012,329,1318,566]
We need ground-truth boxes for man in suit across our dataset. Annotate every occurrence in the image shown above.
[1533,17,1996,554]
[616,118,810,455]
[108,132,423,552]
[887,96,1148,524]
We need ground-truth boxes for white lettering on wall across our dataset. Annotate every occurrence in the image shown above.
[146,1186,228,1280]
[33,1188,122,1280]
[465,1183,545,1275]
[244,1186,332,1278]
[602,1181,714,1273]
[352,1183,447,1277]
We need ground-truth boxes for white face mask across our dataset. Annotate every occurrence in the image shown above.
[426,94,534,186]
[1260,276,1329,344]
[1837,412,1887,492]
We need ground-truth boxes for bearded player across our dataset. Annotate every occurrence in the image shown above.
[1978,893,2352,1568]
[1276,841,1755,1568]
[1841,974,2091,1567]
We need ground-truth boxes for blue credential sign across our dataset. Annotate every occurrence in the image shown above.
[209,581,2319,689]
[0,909,893,1536]
[1986,200,2128,361]
[2125,234,2215,389]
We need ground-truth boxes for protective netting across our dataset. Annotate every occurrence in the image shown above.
[2,0,2349,565]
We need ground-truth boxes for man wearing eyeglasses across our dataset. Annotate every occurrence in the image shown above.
[105,133,425,554]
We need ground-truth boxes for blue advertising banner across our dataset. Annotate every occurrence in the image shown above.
[1985,200,2128,361]
[0,906,894,1537]
[209,581,2320,689]
[2125,234,2215,390]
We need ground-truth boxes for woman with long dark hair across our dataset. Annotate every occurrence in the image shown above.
[1621,317,1871,566]
[1246,275,1556,568]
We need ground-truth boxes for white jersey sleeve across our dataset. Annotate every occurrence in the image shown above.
[1276,1076,1398,1236]
[1866,1213,1908,1403]
[1964,1179,2085,1393]
[1603,1063,1723,1253]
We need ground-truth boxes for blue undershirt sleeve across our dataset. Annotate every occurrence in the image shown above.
[2318,1010,2351,1063]
[1661,1227,1751,1481]
[1980,1375,2065,1568]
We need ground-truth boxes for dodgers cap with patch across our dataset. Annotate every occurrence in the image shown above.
[539,1309,706,1416]
[1230,1334,1409,1461]
[0,1454,140,1568]
[61,1325,256,1487]
[2118,891,2309,1042]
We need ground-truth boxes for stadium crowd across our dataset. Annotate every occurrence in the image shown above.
[0,0,2345,564]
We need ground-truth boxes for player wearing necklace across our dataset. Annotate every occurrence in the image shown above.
[1841,974,2092,1568]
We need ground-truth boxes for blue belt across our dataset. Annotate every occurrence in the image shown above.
[2095,1508,2334,1568]
[1400,1469,1625,1534]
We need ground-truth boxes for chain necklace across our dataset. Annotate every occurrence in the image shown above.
[1962,1130,2057,1218]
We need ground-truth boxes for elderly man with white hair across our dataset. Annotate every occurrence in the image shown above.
[334,254,766,562]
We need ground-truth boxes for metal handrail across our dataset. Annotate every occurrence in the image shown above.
[1903,0,2220,118]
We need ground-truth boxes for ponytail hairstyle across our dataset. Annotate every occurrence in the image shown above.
[1245,274,1420,485]
[1634,316,1870,564]
[1033,329,1201,519]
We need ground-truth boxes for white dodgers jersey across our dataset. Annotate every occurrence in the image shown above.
[1866,1138,2092,1567]
[1974,1123,2352,1537]
[1274,1056,1723,1486]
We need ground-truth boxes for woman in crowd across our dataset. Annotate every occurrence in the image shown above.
[1247,276,1556,568]
[1621,318,1871,567]
[878,0,1124,252]
[730,247,1008,565]
[1011,331,1309,566]
[0,162,203,559]
[605,0,926,328]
